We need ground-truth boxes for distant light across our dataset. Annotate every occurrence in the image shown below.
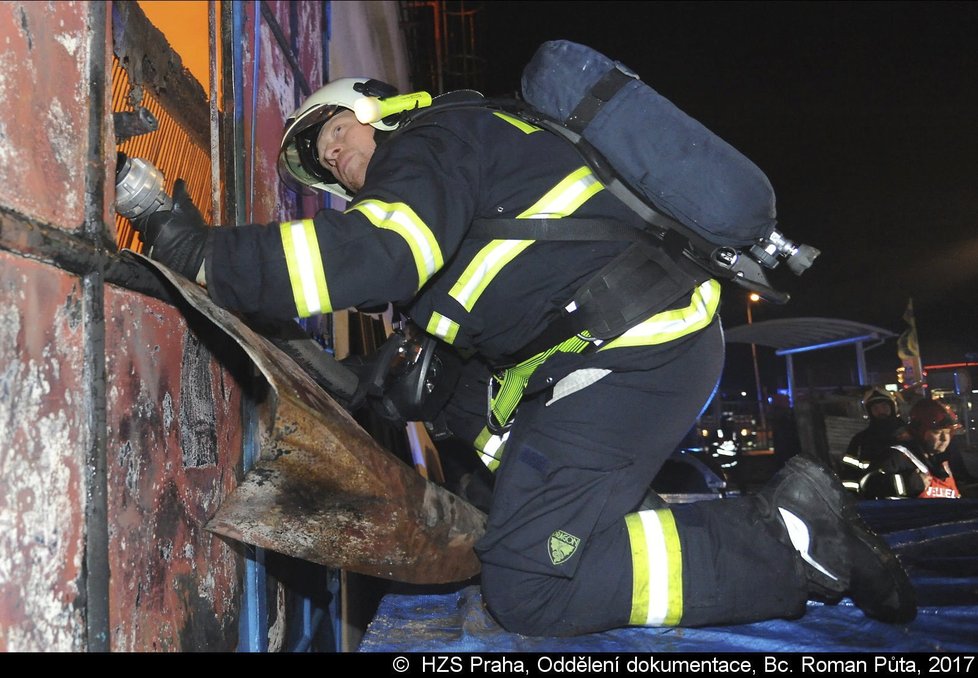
[701,429,710,437]
[740,428,750,437]
[740,391,747,397]
[749,293,761,302]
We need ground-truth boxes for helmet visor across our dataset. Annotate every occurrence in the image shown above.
[294,120,338,185]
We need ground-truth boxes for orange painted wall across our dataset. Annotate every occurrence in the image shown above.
[138,0,221,103]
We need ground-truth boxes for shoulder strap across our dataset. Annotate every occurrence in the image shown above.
[501,240,707,364]
[469,217,649,243]
[565,67,635,133]
[891,445,930,474]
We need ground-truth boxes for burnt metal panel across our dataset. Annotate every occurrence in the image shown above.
[247,1,325,224]
[0,2,91,230]
[103,283,245,651]
[131,255,486,584]
[0,252,88,651]
[110,1,209,150]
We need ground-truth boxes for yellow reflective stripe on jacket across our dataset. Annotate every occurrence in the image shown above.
[625,509,683,626]
[493,111,541,134]
[426,311,460,344]
[348,199,444,290]
[525,166,603,217]
[450,240,535,312]
[474,427,507,472]
[449,167,603,312]
[600,279,721,351]
[280,220,331,317]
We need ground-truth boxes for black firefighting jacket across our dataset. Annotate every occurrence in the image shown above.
[206,106,719,363]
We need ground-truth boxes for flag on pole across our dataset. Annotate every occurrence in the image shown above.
[897,298,923,385]
[897,298,919,360]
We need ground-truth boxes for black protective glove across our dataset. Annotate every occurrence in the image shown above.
[136,179,210,280]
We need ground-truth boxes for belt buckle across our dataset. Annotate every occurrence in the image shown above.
[486,372,512,435]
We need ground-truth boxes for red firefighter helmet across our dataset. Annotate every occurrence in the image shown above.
[908,399,961,439]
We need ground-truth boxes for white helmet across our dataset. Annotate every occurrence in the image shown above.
[278,77,399,200]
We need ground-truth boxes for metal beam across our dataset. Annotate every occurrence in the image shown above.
[775,333,883,356]
[84,1,111,652]
[0,209,177,305]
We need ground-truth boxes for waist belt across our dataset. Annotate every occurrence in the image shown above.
[486,279,721,435]
[488,333,595,434]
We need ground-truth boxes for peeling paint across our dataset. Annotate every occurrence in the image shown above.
[162,391,174,431]
[53,31,81,56]
[179,332,218,468]
[0,1,88,226]
[104,285,243,650]
[0,254,87,651]
[45,97,79,216]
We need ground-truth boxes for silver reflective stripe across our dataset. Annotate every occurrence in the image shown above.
[280,220,331,316]
[601,280,721,350]
[426,311,459,344]
[348,199,444,288]
[479,433,506,471]
[779,507,839,581]
[842,455,870,470]
[892,445,930,473]
[545,368,612,406]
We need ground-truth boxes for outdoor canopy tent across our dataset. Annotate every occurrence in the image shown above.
[724,318,897,404]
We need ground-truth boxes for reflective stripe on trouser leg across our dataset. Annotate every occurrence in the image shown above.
[625,509,683,626]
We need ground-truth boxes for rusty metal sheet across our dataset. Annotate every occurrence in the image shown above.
[103,282,244,651]
[0,252,87,651]
[246,1,326,223]
[0,2,90,229]
[127,253,486,584]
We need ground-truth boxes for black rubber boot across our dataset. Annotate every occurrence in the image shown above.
[755,456,917,624]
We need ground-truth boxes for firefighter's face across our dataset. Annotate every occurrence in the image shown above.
[868,402,893,419]
[922,427,952,454]
[316,109,376,192]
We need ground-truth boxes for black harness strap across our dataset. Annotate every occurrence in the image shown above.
[470,217,646,243]
[495,238,707,365]
[565,67,636,133]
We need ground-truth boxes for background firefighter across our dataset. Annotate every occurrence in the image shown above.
[861,398,964,500]
[840,387,909,494]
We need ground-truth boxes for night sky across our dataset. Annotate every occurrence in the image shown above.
[482,2,978,392]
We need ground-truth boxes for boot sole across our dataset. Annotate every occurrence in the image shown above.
[786,457,917,624]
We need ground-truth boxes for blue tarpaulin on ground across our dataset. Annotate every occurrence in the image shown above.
[360,499,978,652]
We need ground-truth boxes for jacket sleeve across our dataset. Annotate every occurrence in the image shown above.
[861,450,925,498]
[206,122,481,321]
[839,432,870,489]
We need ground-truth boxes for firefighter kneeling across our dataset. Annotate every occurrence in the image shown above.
[132,73,916,634]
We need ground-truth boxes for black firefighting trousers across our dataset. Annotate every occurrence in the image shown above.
[444,319,808,636]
